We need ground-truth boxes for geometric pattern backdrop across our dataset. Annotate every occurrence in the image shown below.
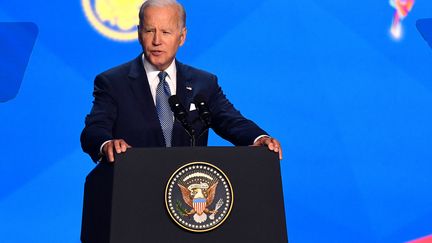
[1,1,431,242]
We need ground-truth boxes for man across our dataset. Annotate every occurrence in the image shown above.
[80,0,282,162]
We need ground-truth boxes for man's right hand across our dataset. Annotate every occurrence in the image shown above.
[102,139,131,162]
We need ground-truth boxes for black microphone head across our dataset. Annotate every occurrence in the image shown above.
[168,95,187,118]
[193,94,211,126]
[194,95,210,114]
[193,94,206,106]
[168,95,180,110]
[194,94,209,110]
[168,95,195,137]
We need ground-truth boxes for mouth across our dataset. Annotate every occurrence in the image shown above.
[150,50,164,56]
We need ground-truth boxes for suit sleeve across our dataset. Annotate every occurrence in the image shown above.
[80,74,117,162]
[207,75,268,145]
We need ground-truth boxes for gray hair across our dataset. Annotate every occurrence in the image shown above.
[138,0,186,28]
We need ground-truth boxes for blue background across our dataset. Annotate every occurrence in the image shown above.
[1,0,431,242]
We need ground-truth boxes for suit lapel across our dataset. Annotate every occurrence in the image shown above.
[175,61,193,110]
[128,55,165,145]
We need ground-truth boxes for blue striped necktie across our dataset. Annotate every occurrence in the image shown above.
[156,71,173,147]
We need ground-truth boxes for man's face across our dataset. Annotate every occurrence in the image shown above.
[138,5,186,71]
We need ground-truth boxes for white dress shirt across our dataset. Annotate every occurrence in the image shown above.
[142,54,177,104]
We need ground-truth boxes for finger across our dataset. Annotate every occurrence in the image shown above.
[272,139,282,159]
[114,140,122,153]
[273,139,283,160]
[268,139,283,160]
[271,139,280,152]
[267,141,275,150]
[120,140,127,152]
[106,142,115,162]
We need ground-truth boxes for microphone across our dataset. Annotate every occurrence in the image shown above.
[193,95,212,142]
[193,95,211,128]
[168,95,195,146]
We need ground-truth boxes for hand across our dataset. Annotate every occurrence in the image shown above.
[253,136,283,160]
[102,139,131,162]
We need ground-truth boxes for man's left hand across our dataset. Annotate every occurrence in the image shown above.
[253,136,283,160]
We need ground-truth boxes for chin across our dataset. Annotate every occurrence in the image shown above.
[150,59,167,69]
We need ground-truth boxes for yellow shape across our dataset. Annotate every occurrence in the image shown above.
[82,0,143,42]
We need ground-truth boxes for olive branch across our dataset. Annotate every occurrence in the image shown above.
[175,200,189,216]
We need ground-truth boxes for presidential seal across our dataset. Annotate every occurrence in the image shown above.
[81,0,143,41]
[165,162,234,232]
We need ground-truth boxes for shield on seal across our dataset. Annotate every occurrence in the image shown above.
[193,198,206,215]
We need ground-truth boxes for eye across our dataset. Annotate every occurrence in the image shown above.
[143,28,155,33]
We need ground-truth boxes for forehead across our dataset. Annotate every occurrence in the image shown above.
[142,5,180,27]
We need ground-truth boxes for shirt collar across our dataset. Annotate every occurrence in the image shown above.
[141,54,177,102]
[142,54,176,81]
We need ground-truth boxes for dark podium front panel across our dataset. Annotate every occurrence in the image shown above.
[81,146,288,243]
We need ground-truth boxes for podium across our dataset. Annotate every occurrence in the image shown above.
[81,147,288,243]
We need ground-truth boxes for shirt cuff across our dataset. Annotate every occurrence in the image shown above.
[98,140,112,162]
[253,135,270,145]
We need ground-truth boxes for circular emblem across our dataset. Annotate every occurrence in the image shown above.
[81,0,143,41]
[165,162,234,232]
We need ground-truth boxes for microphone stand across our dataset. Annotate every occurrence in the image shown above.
[169,95,196,147]
[193,118,210,143]
[193,95,212,144]
[172,116,195,147]
[186,124,196,147]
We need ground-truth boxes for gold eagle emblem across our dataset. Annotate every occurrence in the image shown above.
[178,181,219,223]
[165,162,234,232]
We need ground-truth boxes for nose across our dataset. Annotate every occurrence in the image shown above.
[152,31,161,45]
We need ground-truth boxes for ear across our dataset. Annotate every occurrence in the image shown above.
[137,27,144,46]
[179,27,187,46]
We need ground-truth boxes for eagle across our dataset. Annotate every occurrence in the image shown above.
[178,181,219,223]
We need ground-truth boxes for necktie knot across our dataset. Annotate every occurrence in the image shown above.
[157,71,171,96]
[158,71,168,82]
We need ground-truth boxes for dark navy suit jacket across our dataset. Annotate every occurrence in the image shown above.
[80,55,267,162]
